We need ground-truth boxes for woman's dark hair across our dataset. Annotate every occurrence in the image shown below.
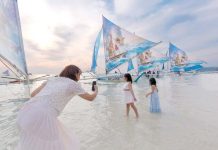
[59,65,81,81]
[149,78,156,86]
[124,73,132,83]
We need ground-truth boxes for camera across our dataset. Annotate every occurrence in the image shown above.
[92,81,97,91]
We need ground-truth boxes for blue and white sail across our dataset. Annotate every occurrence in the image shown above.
[102,16,158,73]
[91,29,102,73]
[137,47,170,73]
[184,64,203,72]
[127,59,134,72]
[138,64,154,73]
[0,0,28,77]
[169,43,205,72]
[169,43,188,66]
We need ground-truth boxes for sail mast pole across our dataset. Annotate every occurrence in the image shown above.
[0,54,25,78]
[0,57,21,79]
[14,0,30,97]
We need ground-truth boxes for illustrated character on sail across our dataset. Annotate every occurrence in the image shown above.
[102,17,158,73]
[107,27,125,60]
[169,43,188,66]
[169,43,206,73]
[138,50,152,65]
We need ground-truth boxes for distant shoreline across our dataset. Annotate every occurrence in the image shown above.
[199,67,218,72]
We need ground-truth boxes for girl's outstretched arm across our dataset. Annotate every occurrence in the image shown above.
[146,85,156,97]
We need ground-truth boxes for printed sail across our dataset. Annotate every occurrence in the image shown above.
[169,43,205,72]
[0,0,28,76]
[127,59,134,72]
[169,43,188,67]
[91,29,102,73]
[137,48,169,73]
[102,16,157,73]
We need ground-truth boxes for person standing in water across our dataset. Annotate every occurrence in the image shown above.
[146,78,161,113]
[16,65,98,150]
[123,73,139,118]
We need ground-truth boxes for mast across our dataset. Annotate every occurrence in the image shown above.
[14,0,30,96]
[14,0,29,77]
[0,0,28,78]
[0,0,30,97]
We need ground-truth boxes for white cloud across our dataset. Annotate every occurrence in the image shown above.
[113,0,218,66]
[17,0,218,74]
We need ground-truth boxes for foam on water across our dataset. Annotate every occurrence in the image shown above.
[1,73,218,150]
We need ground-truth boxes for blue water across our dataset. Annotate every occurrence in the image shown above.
[0,73,218,150]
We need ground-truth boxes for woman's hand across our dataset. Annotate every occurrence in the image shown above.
[134,97,137,101]
[79,85,98,101]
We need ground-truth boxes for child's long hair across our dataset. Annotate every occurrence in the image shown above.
[149,78,156,86]
[124,73,132,83]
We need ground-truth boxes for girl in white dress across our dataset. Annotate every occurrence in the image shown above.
[16,65,98,150]
[123,73,139,118]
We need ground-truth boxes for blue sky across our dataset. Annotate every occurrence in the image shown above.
[18,0,218,74]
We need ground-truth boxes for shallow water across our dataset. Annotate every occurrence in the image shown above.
[1,73,218,150]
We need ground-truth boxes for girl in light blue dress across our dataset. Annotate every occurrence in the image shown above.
[146,78,161,113]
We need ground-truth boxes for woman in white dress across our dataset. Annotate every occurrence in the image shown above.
[123,73,139,118]
[16,65,98,150]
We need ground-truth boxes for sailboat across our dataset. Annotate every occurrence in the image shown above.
[0,0,28,79]
[0,0,30,96]
[168,43,206,74]
[90,16,161,81]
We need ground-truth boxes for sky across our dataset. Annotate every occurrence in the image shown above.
[17,0,218,74]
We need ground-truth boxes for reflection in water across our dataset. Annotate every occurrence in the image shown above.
[1,73,218,150]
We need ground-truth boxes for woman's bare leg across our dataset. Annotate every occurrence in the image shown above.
[126,104,130,117]
[130,103,139,118]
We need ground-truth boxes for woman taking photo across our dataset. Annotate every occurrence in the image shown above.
[16,65,98,150]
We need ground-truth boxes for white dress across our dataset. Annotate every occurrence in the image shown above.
[123,82,134,104]
[16,77,86,150]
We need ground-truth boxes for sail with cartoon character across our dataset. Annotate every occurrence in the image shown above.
[90,16,160,78]
[169,43,206,73]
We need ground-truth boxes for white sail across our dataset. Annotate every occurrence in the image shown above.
[0,0,28,77]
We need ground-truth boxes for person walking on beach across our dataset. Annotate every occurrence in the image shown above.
[146,78,161,113]
[16,65,98,150]
[123,73,139,118]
